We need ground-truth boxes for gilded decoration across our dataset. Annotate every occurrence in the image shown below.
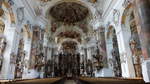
[58,31,80,39]
[90,0,97,3]
[30,27,45,71]
[0,1,4,17]
[0,8,4,17]
[24,24,32,39]
[0,20,5,33]
[3,2,15,24]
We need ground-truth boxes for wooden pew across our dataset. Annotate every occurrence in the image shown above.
[0,78,62,84]
[79,77,146,84]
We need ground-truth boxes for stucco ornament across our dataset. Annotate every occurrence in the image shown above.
[0,37,6,55]
[0,1,4,17]
[113,9,120,26]
[0,37,6,72]
[0,8,4,17]
[122,0,132,8]
[16,7,24,24]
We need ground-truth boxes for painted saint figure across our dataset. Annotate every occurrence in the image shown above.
[129,38,142,77]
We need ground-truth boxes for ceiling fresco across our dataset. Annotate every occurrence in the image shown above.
[49,2,89,24]
[57,31,81,39]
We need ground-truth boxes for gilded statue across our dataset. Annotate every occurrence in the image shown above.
[0,20,5,33]
[0,1,4,17]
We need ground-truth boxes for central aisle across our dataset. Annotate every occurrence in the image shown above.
[64,80,77,84]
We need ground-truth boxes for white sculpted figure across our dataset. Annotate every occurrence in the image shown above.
[0,37,6,55]
[0,37,6,71]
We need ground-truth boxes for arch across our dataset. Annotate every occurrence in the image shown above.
[53,25,86,38]
[106,25,122,77]
[60,38,80,45]
[57,38,80,51]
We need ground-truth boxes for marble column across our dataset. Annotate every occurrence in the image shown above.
[134,0,150,82]
[1,25,19,79]
[116,28,135,78]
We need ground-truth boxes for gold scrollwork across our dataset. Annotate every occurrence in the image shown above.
[0,8,4,17]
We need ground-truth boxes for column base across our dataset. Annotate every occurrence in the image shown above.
[142,59,150,83]
[22,69,40,79]
[94,68,114,77]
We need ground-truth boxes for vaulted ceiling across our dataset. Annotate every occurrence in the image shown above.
[12,0,111,51]
[50,2,89,24]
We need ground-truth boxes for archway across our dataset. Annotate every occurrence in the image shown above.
[107,25,122,77]
[43,0,93,78]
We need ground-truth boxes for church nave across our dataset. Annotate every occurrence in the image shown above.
[0,0,150,84]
